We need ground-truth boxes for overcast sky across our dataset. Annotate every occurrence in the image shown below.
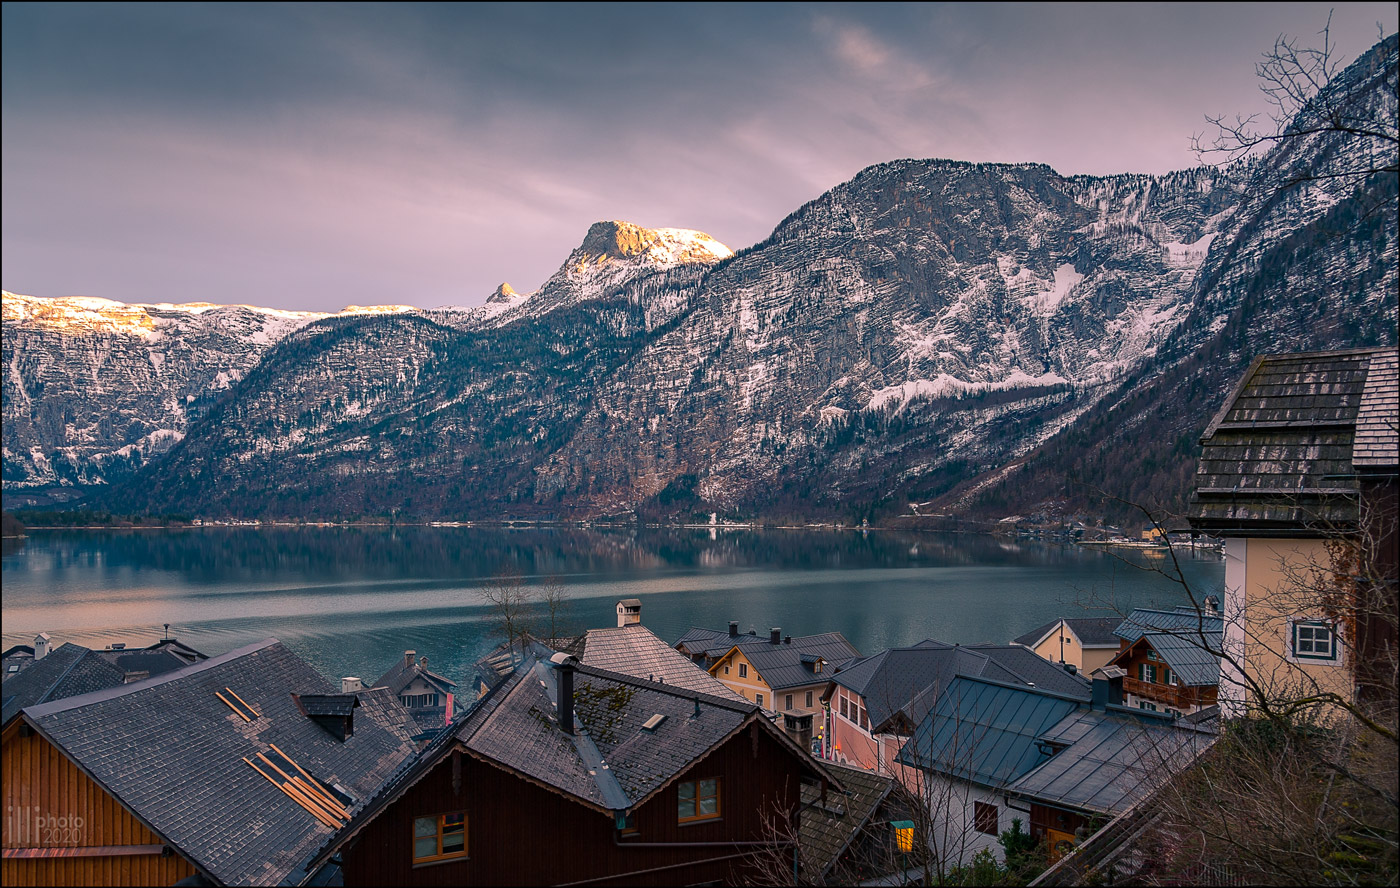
[3,3,1396,313]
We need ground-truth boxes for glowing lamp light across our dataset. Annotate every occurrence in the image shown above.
[891,820,915,853]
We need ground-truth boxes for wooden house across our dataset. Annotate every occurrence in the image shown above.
[2,639,417,886]
[312,646,839,886]
[1107,607,1223,716]
[1189,348,1399,717]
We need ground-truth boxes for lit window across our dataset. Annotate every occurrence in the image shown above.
[678,778,721,823]
[974,801,998,836]
[1292,621,1338,661]
[413,812,467,862]
[739,663,748,678]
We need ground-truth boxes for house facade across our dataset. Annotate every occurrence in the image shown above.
[372,650,458,733]
[2,639,418,886]
[1109,606,1223,717]
[1189,348,1398,718]
[1012,617,1122,674]
[316,647,837,886]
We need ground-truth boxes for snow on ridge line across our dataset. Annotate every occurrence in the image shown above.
[867,371,1071,411]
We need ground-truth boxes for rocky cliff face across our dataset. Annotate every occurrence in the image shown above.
[13,37,1396,522]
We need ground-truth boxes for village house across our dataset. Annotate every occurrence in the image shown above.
[1011,617,1122,674]
[371,649,459,733]
[1107,605,1223,716]
[1,638,418,886]
[1188,347,1399,717]
[675,623,860,724]
[896,673,1216,868]
[310,642,840,886]
[823,641,1090,790]
[2,634,208,727]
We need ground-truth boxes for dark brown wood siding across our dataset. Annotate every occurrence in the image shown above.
[1028,802,1090,842]
[1,724,196,886]
[342,720,807,886]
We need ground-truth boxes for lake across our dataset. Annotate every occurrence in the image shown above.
[0,526,1224,689]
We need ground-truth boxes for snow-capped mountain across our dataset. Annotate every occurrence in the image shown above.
[10,36,1395,522]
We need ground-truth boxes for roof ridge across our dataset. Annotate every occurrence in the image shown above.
[575,663,758,712]
[23,638,282,718]
[946,672,1095,706]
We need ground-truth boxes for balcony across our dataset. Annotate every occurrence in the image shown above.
[1123,676,1211,711]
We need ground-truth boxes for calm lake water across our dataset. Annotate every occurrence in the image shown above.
[1,526,1224,689]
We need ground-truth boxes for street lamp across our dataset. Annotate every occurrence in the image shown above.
[890,819,915,885]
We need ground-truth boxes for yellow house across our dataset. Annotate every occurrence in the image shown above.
[1011,617,1123,675]
[1190,348,1398,719]
[703,628,858,716]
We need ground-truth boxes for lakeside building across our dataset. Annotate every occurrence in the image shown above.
[310,643,840,886]
[1188,347,1398,717]
[1,638,418,886]
[371,649,459,733]
[1106,605,1223,717]
[822,641,1090,789]
[896,673,1216,869]
[1011,617,1122,674]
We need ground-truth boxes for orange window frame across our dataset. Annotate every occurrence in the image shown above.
[412,811,468,863]
[677,778,722,823]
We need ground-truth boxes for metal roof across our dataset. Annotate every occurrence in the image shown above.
[1007,708,1215,815]
[715,634,861,691]
[1190,348,1397,531]
[1117,632,1222,687]
[22,639,418,887]
[1114,607,1223,644]
[895,675,1082,787]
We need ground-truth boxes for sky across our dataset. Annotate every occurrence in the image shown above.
[3,3,1396,313]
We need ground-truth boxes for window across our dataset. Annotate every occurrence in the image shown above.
[1138,663,1157,683]
[1139,701,1158,712]
[756,693,764,708]
[413,812,467,862]
[806,690,814,708]
[785,694,793,710]
[841,697,849,719]
[814,661,822,674]
[860,707,869,730]
[739,663,748,678]
[1161,667,1173,685]
[618,812,638,836]
[974,801,998,836]
[724,665,730,675]
[1292,621,1339,661]
[678,778,721,823]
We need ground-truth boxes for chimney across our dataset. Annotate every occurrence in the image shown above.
[1203,595,1220,616]
[341,677,364,693]
[616,599,642,628]
[550,652,578,735]
[770,627,781,645]
[1063,662,1077,675]
[420,656,428,669]
[34,633,51,660]
[405,650,416,669]
[784,635,792,645]
[729,621,739,637]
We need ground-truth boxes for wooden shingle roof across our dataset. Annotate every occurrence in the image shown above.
[1190,348,1398,533]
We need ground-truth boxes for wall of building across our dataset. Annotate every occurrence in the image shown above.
[1232,537,1354,715]
[1,724,196,886]
[713,649,774,710]
[340,721,806,886]
[919,776,1017,868]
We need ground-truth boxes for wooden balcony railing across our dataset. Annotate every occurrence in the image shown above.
[1122,676,1211,710]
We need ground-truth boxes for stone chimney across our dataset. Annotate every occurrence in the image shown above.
[770,627,781,645]
[341,677,364,693]
[420,656,429,669]
[616,599,642,628]
[404,650,416,669]
[34,633,51,660]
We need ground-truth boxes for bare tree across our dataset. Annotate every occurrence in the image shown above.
[538,574,575,645]
[480,566,536,658]
[1192,15,1398,190]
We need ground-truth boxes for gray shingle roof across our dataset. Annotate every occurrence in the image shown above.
[1354,349,1398,469]
[23,639,417,887]
[370,653,456,697]
[719,634,861,692]
[963,645,1094,698]
[798,761,896,881]
[579,625,744,700]
[1190,348,1397,531]
[1,643,125,726]
[676,628,862,667]
[1012,617,1123,648]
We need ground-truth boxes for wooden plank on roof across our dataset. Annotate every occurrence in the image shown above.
[215,691,250,722]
